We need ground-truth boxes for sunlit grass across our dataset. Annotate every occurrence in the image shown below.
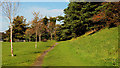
[2,41,55,66]
[42,27,118,66]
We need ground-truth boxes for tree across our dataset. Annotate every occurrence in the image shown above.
[25,28,33,42]
[91,2,120,28]
[54,24,61,41]
[4,16,27,42]
[42,16,49,40]
[2,1,19,56]
[57,16,64,23]
[12,16,27,41]
[48,17,56,40]
[43,16,49,25]
[37,19,45,42]
[56,2,102,41]
[31,12,40,48]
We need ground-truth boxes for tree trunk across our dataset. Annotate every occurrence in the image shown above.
[51,33,53,40]
[54,31,57,40]
[39,34,41,42]
[35,30,37,48]
[29,36,30,42]
[10,23,13,57]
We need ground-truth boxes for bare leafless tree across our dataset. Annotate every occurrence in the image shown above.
[37,19,43,42]
[2,1,19,56]
[32,12,40,48]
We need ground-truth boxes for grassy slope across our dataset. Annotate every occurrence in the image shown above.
[2,41,55,66]
[42,27,119,66]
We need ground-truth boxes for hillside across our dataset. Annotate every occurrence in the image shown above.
[42,27,119,66]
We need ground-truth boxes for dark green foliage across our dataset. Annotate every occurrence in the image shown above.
[57,16,64,23]
[12,16,27,41]
[56,24,72,41]
[50,17,56,23]
[43,16,49,25]
[56,2,102,41]
[56,2,120,41]
[41,32,50,40]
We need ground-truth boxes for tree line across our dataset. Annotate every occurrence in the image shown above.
[56,2,120,41]
[2,2,120,42]
[1,1,120,56]
[2,14,58,42]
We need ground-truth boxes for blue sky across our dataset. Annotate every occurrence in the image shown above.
[0,2,69,32]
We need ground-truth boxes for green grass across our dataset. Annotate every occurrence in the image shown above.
[42,27,119,66]
[0,42,2,68]
[2,41,55,66]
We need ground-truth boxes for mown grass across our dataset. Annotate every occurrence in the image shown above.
[42,27,119,66]
[2,41,55,66]
[0,42,2,68]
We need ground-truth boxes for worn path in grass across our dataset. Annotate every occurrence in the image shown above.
[31,43,58,67]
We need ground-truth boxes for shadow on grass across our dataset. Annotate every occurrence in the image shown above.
[8,54,17,56]
[33,51,42,54]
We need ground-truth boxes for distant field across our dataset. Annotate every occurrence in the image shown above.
[42,27,119,66]
[2,41,55,66]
